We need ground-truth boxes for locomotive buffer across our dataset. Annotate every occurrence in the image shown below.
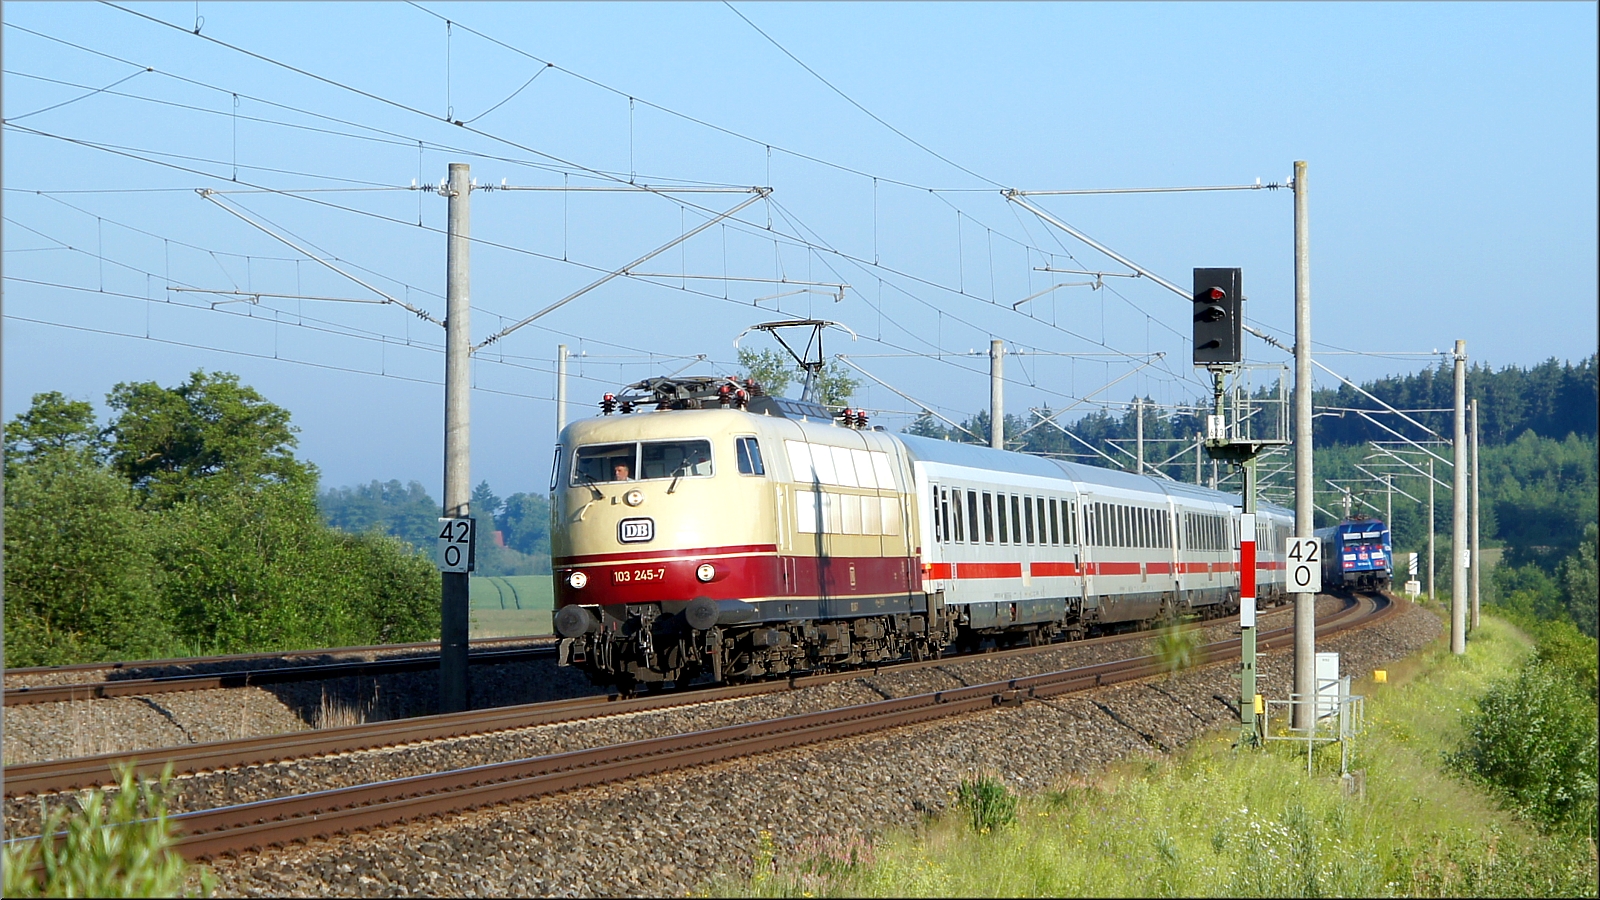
[1194,267,1286,748]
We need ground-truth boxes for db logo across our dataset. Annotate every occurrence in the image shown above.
[618,518,655,544]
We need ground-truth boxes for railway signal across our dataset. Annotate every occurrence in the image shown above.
[1192,267,1242,365]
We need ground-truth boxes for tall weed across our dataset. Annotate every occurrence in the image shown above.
[2,763,208,898]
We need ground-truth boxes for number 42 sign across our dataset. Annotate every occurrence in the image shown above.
[1286,536,1321,594]
[437,517,476,573]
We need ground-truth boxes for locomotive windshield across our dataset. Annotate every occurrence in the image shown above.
[571,439,713,484]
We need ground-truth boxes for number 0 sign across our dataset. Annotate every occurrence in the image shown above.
[437,517,475,573]
[1286,536,1321,594]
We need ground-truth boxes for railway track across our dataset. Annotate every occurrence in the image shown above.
[9,591,1395,861]
[2,635,556,706]
[4,595,1322,798]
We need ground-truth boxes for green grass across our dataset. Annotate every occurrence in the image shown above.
[731,616,1599,898]
[468,575,553,611]
[468,575,553,636]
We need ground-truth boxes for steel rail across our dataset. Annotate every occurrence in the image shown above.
[152,591,1393,860]
[6,598,1318,798]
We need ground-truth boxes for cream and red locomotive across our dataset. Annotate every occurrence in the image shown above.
[552,375,1292,691]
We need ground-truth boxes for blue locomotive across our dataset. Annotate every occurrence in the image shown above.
[1314,518,1393,590]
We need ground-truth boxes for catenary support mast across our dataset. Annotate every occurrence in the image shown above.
[1292,160,1316,730]
[440,162,473,713]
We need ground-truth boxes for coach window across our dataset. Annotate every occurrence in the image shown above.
[951,489,965,542]
[941,489,952,543]
[1047,498,1059,545]
[1067,500,1076,545]
[933,486,945,543]
[1142,509,1151,548]
[1023,497,1035,544]
[1011,495,1024,545]
[997,494,1011,543]
[736,437,766,475]
[967,491,979,543]
[980,492,995,543]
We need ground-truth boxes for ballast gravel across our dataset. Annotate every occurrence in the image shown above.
[195,598,1439,898]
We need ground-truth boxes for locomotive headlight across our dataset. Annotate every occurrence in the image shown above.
[623,489,645,507]
[568,571,589,590]
[695,564,716,583]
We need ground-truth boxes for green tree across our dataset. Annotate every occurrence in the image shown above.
[1559,523,1598,637]
[106,370,312,506]
[736,347,794,398]
[815,361,860,408]
[498,491,552,559]
[320,478,440,551]
[736,348,858,407]
[3,455,171,665]
[4,390,104,466]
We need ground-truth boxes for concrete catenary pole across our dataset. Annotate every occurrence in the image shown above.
[556,343,569,435]
[440,162,472,713]
[990,339,1005,450]
[1451,340,1467,654]
[1292,160,1316,730]
[1135,398,1145,475]
[1470,397,1481,630]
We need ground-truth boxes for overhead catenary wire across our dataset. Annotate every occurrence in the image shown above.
[15,7,1209,422]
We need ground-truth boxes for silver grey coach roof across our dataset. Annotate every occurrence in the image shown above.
[896,432,1291,518]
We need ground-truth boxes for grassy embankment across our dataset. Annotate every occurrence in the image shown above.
[732,614,1598,898]
[468,575,553,637]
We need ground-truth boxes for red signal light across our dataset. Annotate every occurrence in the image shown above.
[1205,287,1225,301]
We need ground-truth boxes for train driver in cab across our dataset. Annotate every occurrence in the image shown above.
[612,461,632,481]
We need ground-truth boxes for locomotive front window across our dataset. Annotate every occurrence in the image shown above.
[573,443,638,484]
[641,439,713,480]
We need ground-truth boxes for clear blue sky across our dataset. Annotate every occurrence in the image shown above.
[4,2,1595,500]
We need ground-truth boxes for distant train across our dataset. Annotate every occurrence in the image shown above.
[1314,518,1393,591]
[550,375,1295,692]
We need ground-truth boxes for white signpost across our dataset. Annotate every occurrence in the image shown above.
[437,517,475,573]
[1286,536,1322,595]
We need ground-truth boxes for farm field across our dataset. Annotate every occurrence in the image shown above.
[469,576,553,637]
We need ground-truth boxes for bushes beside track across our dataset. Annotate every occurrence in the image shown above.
[3,374,438,666]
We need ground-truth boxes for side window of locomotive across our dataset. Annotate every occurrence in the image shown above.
[641,439,712,480]
[735,437,766,476]
[574,442,637,484]
[549,446,562,492]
